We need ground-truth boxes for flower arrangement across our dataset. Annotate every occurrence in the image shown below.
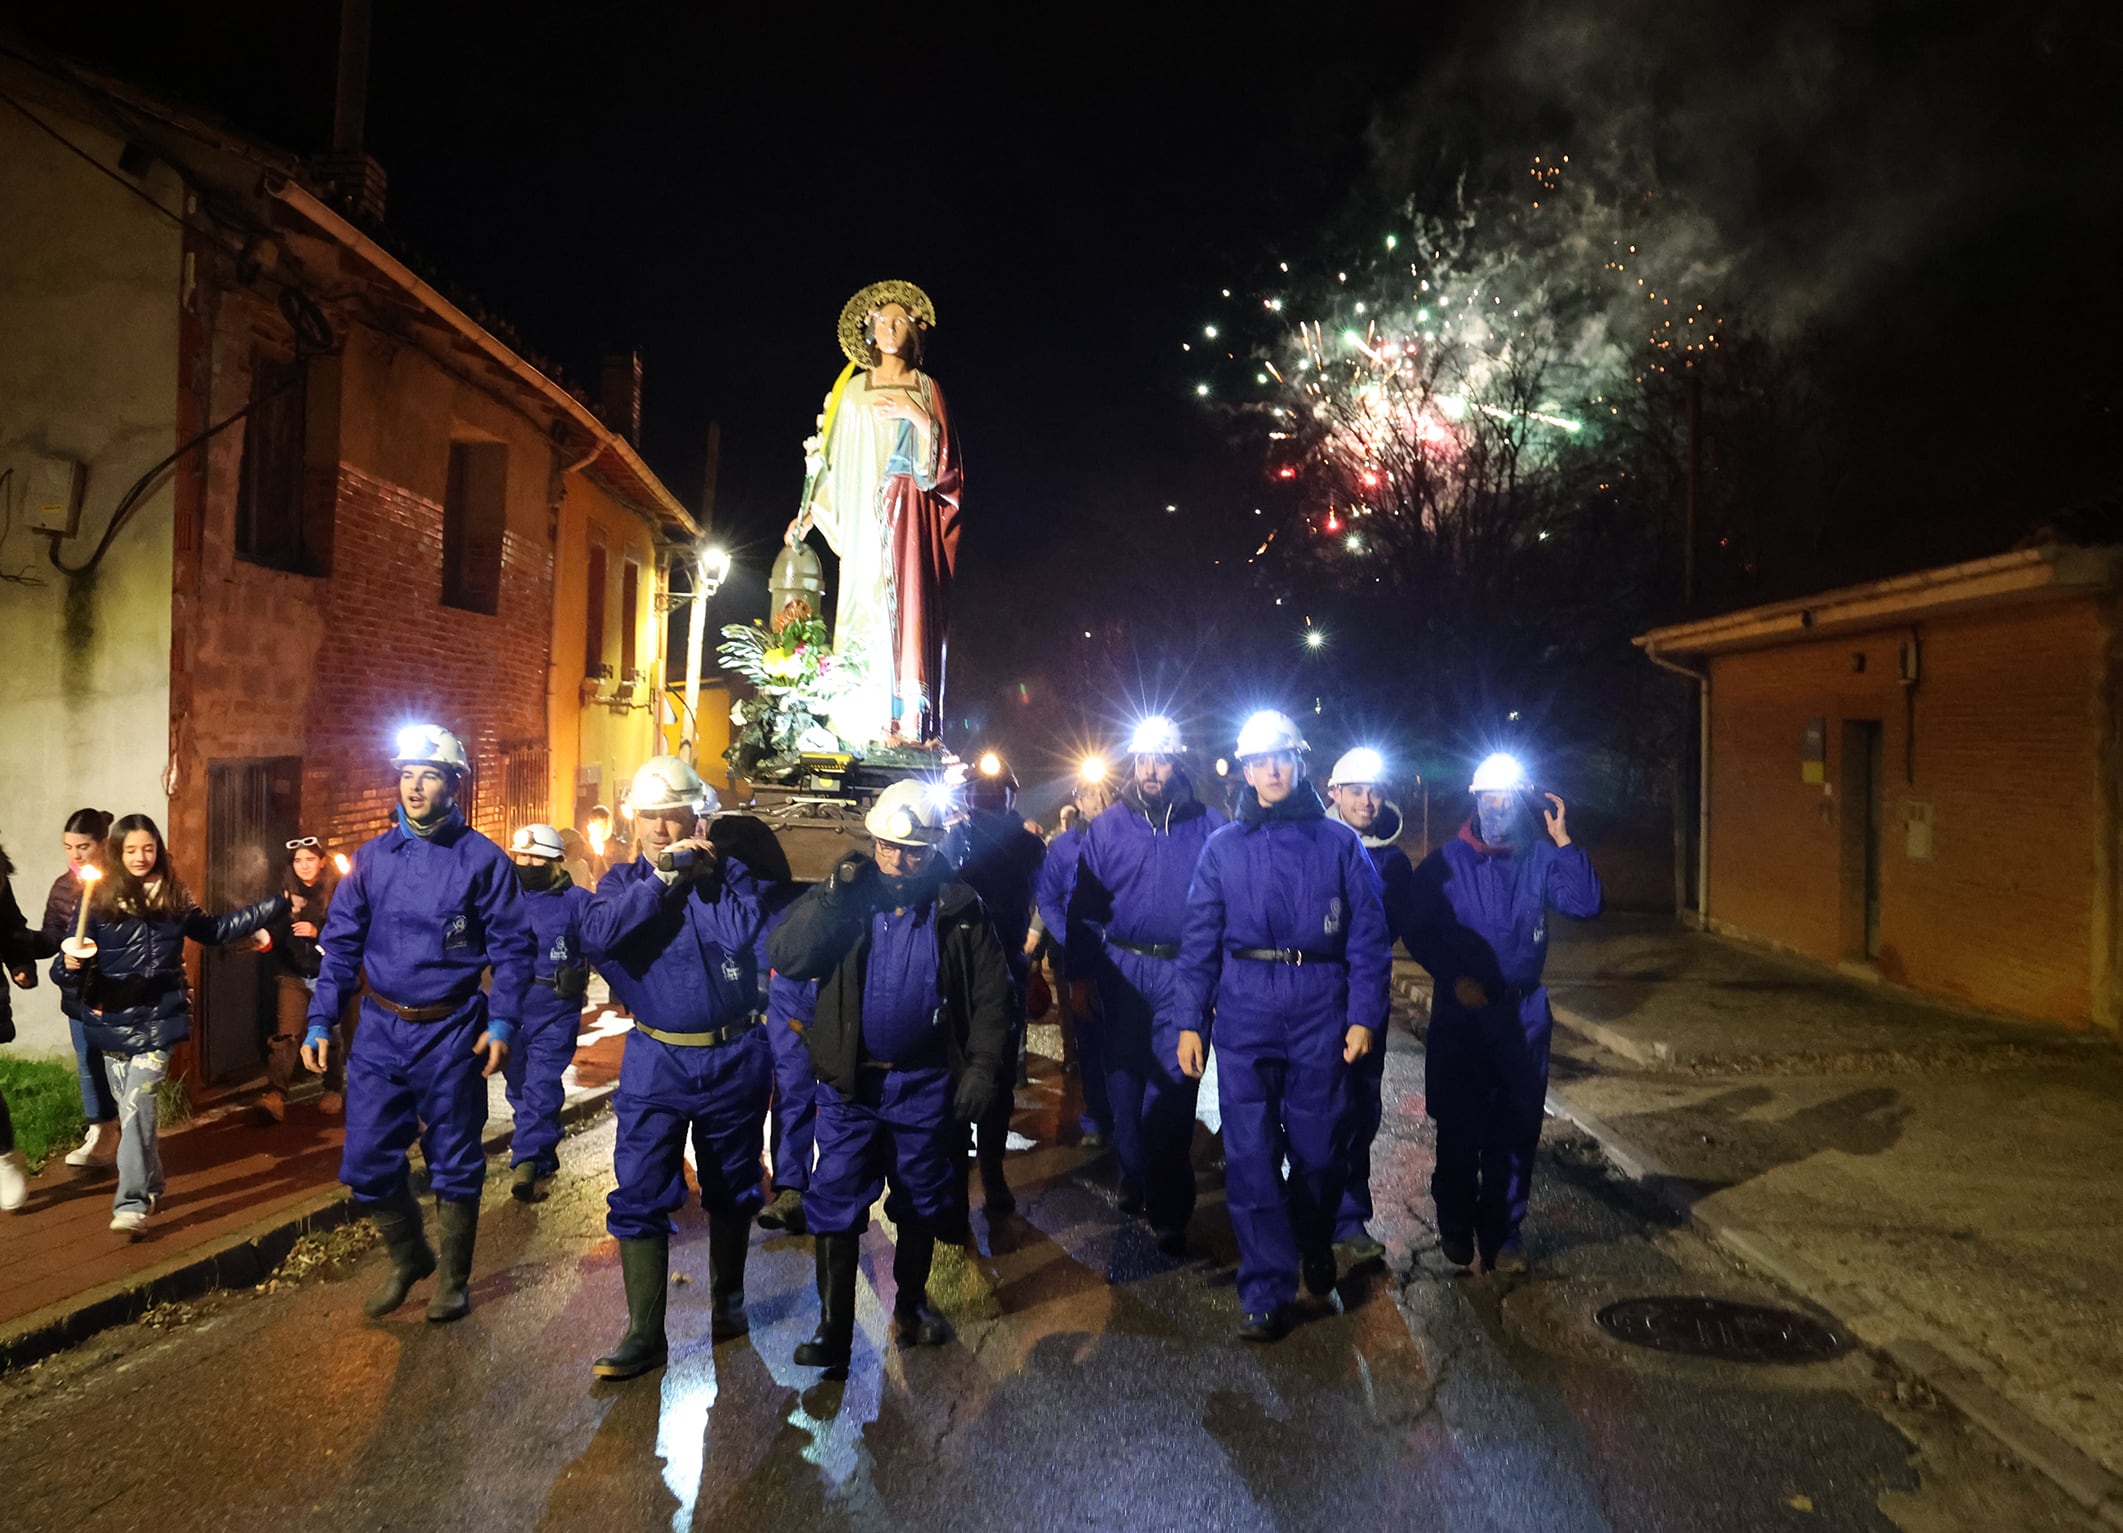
[718,613,863,780]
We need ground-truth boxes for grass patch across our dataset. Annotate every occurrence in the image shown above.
[0,1054,88,1172]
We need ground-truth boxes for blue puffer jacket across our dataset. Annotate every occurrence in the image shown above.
[60,887,286,1056]
[1177,781,1391,1046]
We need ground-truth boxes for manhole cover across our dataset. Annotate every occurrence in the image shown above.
[1594,1297,1848,1365]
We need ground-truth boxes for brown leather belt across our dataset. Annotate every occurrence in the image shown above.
[365,987,468,1023]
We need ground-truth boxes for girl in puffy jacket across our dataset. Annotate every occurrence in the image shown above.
[58,815,285,1236]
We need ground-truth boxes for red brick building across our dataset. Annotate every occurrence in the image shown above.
[1638,545,2123,1030]
[0,54,696,1093]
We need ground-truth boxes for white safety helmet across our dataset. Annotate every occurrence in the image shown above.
[391,723,470,775]
[509,824,565,860]
[866,779,952,847]
[626,755,718,817]
[1234,710,1308,761]
[1127,715,1185,757]
[1327,747,1387,788]
[1468,752,1532,793]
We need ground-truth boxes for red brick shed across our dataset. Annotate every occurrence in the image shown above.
[1637,545,2123,1030]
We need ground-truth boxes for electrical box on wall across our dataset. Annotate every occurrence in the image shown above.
[1905,800,1935,861]
[25,456,86,536]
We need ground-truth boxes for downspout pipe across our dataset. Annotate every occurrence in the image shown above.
[1645,645,1711,932]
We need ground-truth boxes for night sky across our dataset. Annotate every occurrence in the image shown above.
[7,1,2119,795]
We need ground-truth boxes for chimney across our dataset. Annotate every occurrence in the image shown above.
[309,0,388,222]
[601,351,643,447]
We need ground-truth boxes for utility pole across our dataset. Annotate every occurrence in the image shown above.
[681,420,723,760]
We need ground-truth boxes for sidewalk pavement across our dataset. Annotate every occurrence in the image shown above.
[1525,914,2123,1525]
[0,1001,631,1371]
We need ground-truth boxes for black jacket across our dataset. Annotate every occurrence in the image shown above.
[1,871,57,1046]
[952,808,1046,957]
[269,874,330,980]
[57,889,286,1056]
[767,865,1013,1102]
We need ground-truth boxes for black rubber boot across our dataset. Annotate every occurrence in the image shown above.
[794,1232,859,1369]
[362,1183,437,1319]
[707,1212,751,1341]
[425,1197,479,1323]
[1302,1248,1339,1299]
[758,1186,807,1233]
[592,1236,670,1380]
[1238,1307,1288,1343]
[891,1228,950,1347]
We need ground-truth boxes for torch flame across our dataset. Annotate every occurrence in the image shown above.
[333,853,351,876]
[77,865,102,884]
[586,822,609,856]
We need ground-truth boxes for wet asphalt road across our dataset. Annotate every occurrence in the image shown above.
[0,1020,2100,1533]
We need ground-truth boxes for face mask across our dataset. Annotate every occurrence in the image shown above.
[515,861,556,893]
[1478,802,1520,846]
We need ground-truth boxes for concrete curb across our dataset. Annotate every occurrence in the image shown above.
[1542,1078,2123,1527]
[0,1083,616,1374]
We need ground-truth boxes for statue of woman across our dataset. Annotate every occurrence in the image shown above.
[786,280,963,747]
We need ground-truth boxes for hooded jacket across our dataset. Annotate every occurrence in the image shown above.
[1177,780,1392,1044]
[767,860,1013,1102]
[1325,798,1417,946]
[952,807,1046,958]
[59,885,287,1055]
[1066,771,1227,969]
[269,873,332,981]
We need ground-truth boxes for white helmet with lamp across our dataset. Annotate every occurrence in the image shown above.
[1468,752,1533,794]
[1327,747,1387,788]
[391,723,471,775]
[1127,715,1185,757]
[865,779,953,847]
[626,755,719,817]
[1234,710,1308,761]
[509,824,565,861]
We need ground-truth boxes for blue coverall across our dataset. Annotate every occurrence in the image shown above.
[766,968,819,1193]
[309,806,533,1207]
[1402,820,1602,1258]
[1327,802,1416,1244]
[1068,782,1226,1231]
[803,904,959,1236]
[1035,824,1110,1137]
[582,854,773,1241]
[1178,784,1391,1315]
[502,878,594,1179]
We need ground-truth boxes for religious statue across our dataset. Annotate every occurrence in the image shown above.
[785,279,963,747]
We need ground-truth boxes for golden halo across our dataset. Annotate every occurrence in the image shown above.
[838,279,937,369]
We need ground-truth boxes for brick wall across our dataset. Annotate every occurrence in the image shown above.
[1708,598,2108,1027]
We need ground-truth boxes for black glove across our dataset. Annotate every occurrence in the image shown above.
[832,853,877,899]
[952,1067,999,1124]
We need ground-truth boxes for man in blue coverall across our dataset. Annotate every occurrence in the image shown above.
[770,779,1015,1370]
[1402,752,1601,1275]
[1322,747,1415,1269]
[581,756,773,1381]
[502,823,594,1203]
[1176,711,1391,1341]
[1033,760,1114,1145]
[304,724,533,1323]
[1067,716,1227,1254]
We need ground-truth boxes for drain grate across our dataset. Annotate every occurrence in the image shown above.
[1594,1296,1848,1365]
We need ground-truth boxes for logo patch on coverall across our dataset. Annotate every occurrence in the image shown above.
[548,935,572,963]
[720,954,743,984]
[442,912,476,952]
[1325,896,1345,938]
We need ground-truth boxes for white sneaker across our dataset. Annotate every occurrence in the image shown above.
[66,1122,120,1168]
[110,1207,150,1237]
[0,1150,28,1212]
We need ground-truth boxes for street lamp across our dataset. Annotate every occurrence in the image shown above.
[681,544,731,762]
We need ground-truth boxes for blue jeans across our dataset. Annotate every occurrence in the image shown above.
[71,1011,117,1122]
[105,1050,168,1215]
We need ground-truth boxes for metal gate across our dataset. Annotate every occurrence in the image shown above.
[199,758,302,1085]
